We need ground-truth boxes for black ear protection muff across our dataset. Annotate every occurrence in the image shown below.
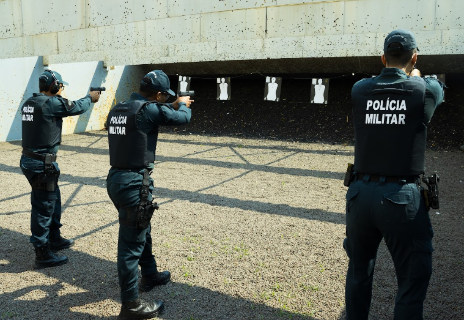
[46,69,60,94]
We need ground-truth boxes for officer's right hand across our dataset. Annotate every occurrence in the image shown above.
[174,96,193,109]
[89,91,101,103]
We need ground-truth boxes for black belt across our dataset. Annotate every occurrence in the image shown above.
[22,149,57,163]
[356,173,419,183]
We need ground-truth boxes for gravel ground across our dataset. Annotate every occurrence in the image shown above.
[0,130,463,320]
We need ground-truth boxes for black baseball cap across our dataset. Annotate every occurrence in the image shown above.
[384,29,419,52]
[141,70,175,96]
[39,70,69,86]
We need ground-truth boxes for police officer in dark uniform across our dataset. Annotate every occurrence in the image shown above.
[106,70,192,319]
[344,29,444,319]
[20,69,101,269]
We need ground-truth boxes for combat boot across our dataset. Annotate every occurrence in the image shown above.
[119,299,164,320]
[34,244,68,269]
[50,235,74,251]
[139,270,171,292]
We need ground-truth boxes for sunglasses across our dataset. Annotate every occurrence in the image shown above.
[162,91,170,99]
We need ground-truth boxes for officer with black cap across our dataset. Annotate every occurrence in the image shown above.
[106,70,193,319]
[344,29,444,319]
[20,69,101,269]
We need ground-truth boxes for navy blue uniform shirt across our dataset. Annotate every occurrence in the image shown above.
[27,93,92,154]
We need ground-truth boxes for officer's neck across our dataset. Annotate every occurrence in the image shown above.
[40,91,57,97]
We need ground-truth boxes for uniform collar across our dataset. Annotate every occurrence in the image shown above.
[380,68,408,78]
[128,92,150,102]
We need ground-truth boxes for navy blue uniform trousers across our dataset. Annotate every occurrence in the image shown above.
[20,155,62,247]
[106,169,158,302]
[344,175,433,320]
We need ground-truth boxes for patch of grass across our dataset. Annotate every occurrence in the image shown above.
[181,266,192,278]
[1,312,17,319]
[234,242,250,259]
[187,255,195,261]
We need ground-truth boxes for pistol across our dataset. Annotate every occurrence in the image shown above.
[90,87,106,92]
[179,90,194,97]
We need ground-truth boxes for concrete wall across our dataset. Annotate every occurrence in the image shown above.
[1,0,463,142]
[1,0,463,65]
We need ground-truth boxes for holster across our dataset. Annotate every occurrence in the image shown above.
[421,173,440,211]
[343,163,354,187]
[30,155,60,191]
[119,169,159,229]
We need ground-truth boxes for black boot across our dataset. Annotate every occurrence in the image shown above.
[34,244,68,269]
[139,271,171,292]
[119,299,164,319]
[50,236,74,251]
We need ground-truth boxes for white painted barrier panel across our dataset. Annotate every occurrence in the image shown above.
[0,56,144,142]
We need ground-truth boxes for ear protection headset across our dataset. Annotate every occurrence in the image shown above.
[39,69,60,94]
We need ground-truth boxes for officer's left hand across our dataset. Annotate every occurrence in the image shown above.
[410,68,421,77]
[172,96,193,110]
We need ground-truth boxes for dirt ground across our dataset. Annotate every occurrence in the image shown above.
[0,130,463,320]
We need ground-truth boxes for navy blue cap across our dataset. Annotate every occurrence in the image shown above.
[39,70,69,86]
[141,70,175,96]
[384,29,419,52]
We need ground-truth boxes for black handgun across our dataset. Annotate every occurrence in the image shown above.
[90,87,106,92]
[179,90,194,97]
[422,173,440,210]
[343,163,354,187]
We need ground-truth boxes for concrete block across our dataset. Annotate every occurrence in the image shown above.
[23,33,58,57]
[135,45,170,64]
[45,51,105,65]
[415,30,443,47]
[316,33,377,50]
[264,36,313,54]
[218,39,263,54]
[442,29,464,46]
[267,2,344,38]
[132,0,168,22]
[21,0,85,36]
[0,0,22,39]
[86,0,168,27]
[105,48,137,66]
[98,23,138,51]
[172,42,217,57]
[0,37,23,59]
[435,0,464,30]
[146,15,201,45]
[200,8,265,42]
[345,0,435,34]
[58,28,99,54]
[168,0,275,17]
[443,45,464,55]
[276,0,332,4]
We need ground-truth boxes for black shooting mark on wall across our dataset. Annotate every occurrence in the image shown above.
[177,75,191,94]
[310,78,330,104]
[263,76,282,102]
[217,77,231,100]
